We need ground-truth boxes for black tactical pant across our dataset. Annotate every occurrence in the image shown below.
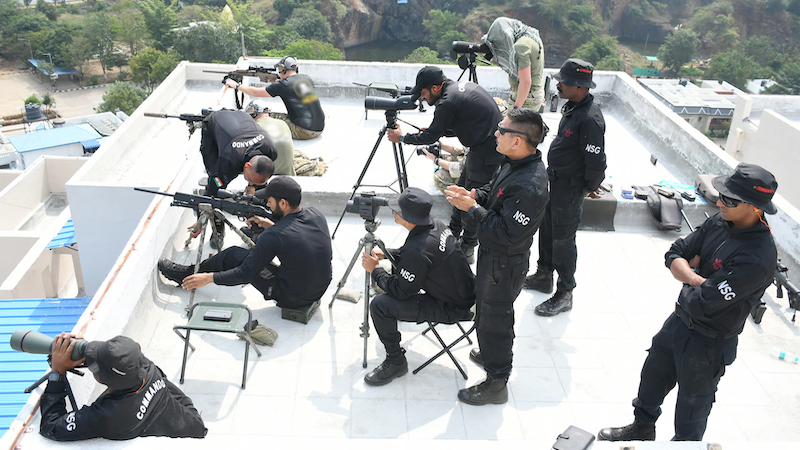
[199,247,311,309]
[475,250,529,379]
[537,172,586,291]
[632,314,736,441]
[370,293,472,355]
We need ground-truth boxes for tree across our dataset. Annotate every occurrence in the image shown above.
[116,5,147,57]
[272,0,313,24]
[765,61,800,94]
[85,12,120,80]
[704,50,765,89]
[572,35,619,66]
[423,9,466,56]
[36,0,59,21]
[284,8,333,43]
[64,34,94,80]
[129,47,179,92]
[658,29,699,74]
[227,0,270,56]
[402,46,446,64]
[740,36,781,70]
[565,3,602,47]
[264,39,343,60]
[95,81,148,115]
[172,23,240,63]
[138,0,178,51]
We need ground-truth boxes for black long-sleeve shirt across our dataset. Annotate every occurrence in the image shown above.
[470,152,549,256]
[403,79,504,169]
[213,207,332,304]
[371,219,475,309]
[199,110,278,196]
[547,93,606,191]
[39,359,207,441]
[666,213,777,337]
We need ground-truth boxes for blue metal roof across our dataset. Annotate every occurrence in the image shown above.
[80,139,100,150]
[46,219,76,250]
[26,59,79,76]
[0,297,92,434]
[7,124,101,153]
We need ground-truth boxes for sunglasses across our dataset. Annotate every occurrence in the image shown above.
[497,122,534,143]
[719,193,743,208]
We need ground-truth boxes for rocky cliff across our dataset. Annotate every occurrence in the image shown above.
[337,0,432,48]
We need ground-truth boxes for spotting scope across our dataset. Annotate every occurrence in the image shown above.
[10,330,88,361]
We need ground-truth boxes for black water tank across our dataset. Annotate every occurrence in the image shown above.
[25,103,42,121]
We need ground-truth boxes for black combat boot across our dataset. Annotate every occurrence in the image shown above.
[457,376,508,405]
[468,348,484,367]
[534,290,573,316]
[364,349,408,386]
[523,269,554,293]
[597,421,656,441]
[158,259,194,285]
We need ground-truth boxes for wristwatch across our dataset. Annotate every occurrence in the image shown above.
[434,157,440,166]
[398,135,405,143]
[48,372,64,383]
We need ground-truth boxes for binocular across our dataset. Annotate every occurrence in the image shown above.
[10,329,88,361]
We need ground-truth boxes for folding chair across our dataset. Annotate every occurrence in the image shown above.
[173,302,262,389]
[412,315,476,380]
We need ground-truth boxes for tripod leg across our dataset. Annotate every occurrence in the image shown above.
[361,238,375,368]
[332,126,390,239]
[329,238,366,308]
[187,209,210,312]
[214,209,256,249]
[395,142,409,191]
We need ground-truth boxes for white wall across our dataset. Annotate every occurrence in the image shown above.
[20,143,84,169]
[0,169,22,192]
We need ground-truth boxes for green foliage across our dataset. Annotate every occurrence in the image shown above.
[331,0,347,20]
[24,94,41,104]
[88,74,100,85]
[596,54,622,70]
[264,25,301,50]
[64,34,93,80]
[431,0,479,15]
[138,0,178,51]
[85,12,119,78]
[658,28,699,74]
[264,38,343,60]
[115,5,147,57]
[572,35,619,65]
[423,9,467,56]
[129,48,179,92]
[739,36,781,70]
[173,23,240,63]
[789,0,800,14]
[228,0,270,55]
[532,0,602,48]
[688,1,739,53]
[41,92,54,106]
[402,46,446,64]
[117,70,131,81]
[284,7,332,43]
[765,61,800,94]
[95,81,148,114]
[36,0,59,21]
[272,0,319,24]
[704,50,768,89]
[28,21,81,66]
[678,66,703,78]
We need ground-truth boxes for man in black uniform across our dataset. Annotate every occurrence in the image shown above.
[226,56,325,140]
[446,107,549,405]
[199,109,277,197]
[598,164,779,442]
[159,177,332,310]
[389,66,503,263]
[40,333,207,441]
[360,187,476,386]
[528,58,607,317]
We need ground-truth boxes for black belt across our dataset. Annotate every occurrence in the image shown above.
[674,302,734,340]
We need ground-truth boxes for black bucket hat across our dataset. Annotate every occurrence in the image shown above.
[389,187,433,226]
[410,66,447,102]
[712,163,778,214]
[85,336,146,390]
[553,58,596,89]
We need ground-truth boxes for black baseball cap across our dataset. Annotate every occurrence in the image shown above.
[85,336,146,390]
[553,58,596,89]
[262,176,302,204]
[712,163,778,214]
[389,187,433,226]
[410,66,447,101]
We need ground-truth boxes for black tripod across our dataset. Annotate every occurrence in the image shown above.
[329,219,396,368]
[332,110,409,239]
[25,368,84,412]
[456,52,489,84]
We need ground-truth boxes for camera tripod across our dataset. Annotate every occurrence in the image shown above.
[332,110,409,239]
[457,52,490,84]
[25,368,84,412]
[184,203,257,311]
[329,219,396,368]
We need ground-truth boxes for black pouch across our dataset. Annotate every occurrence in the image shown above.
[645,185,684,230]
[552,425,596,450]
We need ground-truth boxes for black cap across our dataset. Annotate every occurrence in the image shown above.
[553,58,596,89]
[389,187,433,226]
[85,336,145,390]
[410,66,447,101]
[263,176,302,203]
[712,163,778,214]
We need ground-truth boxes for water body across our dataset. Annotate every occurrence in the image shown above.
[618,38,663,57]
[345,40,428,62]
